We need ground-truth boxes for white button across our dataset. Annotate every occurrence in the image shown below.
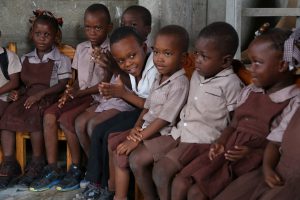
[194,97,198,100]
[200,83,203,86]
[150,110,153,114]
[183,123,187,126]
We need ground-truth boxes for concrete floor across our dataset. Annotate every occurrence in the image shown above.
[0,186,83,200]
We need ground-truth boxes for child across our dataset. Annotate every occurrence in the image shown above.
[131,22,244,200]
[108,25,189,200]
[74,26,157,200]
[215,29,300,200]
[0,40,22,117]
[28,4,115,192]
[172,28,300,200]
[0,11,72,189]
[121,5,152,50]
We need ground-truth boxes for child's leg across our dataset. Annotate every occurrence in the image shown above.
[129,144,158,200]
[171,175,193,200]
[1,130,16,157]
[86,109,120,137]
[153,157,179,200]
[187,184,208,200]
[75,110,98,156]
[108,145,116,192]
[113,155,130,199]
[43,113,59,165]
[30,131,45,159]
[60,125,81,165]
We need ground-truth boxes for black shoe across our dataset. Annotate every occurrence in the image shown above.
[74,182,101,199]
[99,187,115,200]
[16,160,45,188]
[0,160,21,189]
[56,164,82,191]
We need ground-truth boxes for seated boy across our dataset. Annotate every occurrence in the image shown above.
[131,22,244,199]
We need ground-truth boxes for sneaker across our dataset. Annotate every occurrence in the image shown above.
[98,187,115,200]
[0,160,21,189]
[79,173,90,189]
[56,164,82,192]
[16,160,45,188]
[74,182,101,200]
[29,165,63,192]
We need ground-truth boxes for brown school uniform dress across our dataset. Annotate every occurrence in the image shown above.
[180,90,290,199]
[0,58,57,132]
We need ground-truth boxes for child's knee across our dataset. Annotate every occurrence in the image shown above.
[74,115,84,135]
[187,185,204,200]
[87,118,96,137]
[128,151,144,172]
[43,113,56,127]
[172,175,190,192]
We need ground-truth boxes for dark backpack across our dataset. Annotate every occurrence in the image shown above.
[0,48,10,80]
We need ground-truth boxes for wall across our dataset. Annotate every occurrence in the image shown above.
[0,0,137,56]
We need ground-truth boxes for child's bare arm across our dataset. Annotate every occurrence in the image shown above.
[140,118,169,140]
[263,142,283,188]
[0,73,20,95]
[127,109,148,142]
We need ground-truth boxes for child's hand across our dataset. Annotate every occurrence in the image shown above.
[99,75,126,99]
[225,145,251,161]
[209,143,225,160]
[116,139,140,156]
[264,168,283,188]
[24,92,43,109]
[126,127,143,142]
[8,90,20,101]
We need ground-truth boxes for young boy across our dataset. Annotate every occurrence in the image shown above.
[130,22,244,200]
[28,4,113,192]
[108,24,190,200]
[121,5,152,51]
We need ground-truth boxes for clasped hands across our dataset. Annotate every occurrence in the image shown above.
[209,143,251,162]
[116,127,143,156]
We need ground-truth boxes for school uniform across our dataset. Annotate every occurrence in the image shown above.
[44,39,110,132]
[0,47,72,132]
[156,68,243,172]
[108,68,189,168]
[180,84,300,199]
[0,47,22,116]
[85,53,157,186]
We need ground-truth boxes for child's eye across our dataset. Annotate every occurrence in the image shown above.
[153,50,159,55]
[131,23,137,27]
[164,52,173,57]
[129,54,136,59]
[44,33,50,37]
[193,51,199,55]
[95,26,104,31]
[34,32,41,36]
[117,59,124,64]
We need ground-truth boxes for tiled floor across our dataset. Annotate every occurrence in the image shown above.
[0,186,82,200]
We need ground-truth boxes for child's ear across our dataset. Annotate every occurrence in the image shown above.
[142,42,147,54]
[145,25,151,36]
[222,55,233,69]
[279,60,289,72]
[180,52,188,66]
[107,23,113,33]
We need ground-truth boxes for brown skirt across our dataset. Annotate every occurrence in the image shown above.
[45,95,93,133]
[0,100,9,119]
[0,94,57,132]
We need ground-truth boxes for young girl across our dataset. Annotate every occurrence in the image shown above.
[108,25,190,200]
[75,26,157,200]
[171,28,300,200]
[0,11,72,189]
[0,44,22,117]
[215,29,300,200]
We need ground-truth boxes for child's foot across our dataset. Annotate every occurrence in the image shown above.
[29,165,63,192]
[74,182,101,199]
[56,164,82,191]
[0,160,21,189]
[79,173,90,189]
[16,160,45,188]
[98,187,115,200]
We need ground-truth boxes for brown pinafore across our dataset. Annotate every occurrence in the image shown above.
[249,107,300,200]
[0,57,57,132]
[190,92,289,199]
